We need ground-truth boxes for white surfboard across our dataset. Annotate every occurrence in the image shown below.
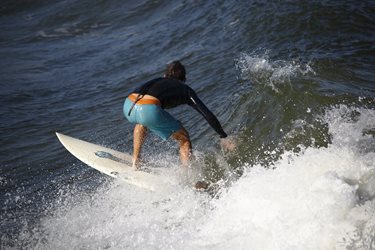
[56,132,175,191]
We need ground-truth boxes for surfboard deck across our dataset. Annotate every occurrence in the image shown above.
[56,132,175,191]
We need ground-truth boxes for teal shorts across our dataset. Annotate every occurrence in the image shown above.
[123,98,182,140]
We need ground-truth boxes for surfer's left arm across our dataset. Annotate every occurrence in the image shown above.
[186,88,237,152]
[187,88,227,138]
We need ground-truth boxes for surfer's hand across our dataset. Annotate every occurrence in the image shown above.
[220,136,237,152]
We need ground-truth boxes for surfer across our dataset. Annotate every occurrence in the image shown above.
[123,61,233,169]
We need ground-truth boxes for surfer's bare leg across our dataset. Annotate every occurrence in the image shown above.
[171,127,192,167]
[133,124,147,169]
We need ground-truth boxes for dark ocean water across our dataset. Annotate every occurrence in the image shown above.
[1,0,375,249]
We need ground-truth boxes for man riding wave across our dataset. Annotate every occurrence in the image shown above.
[123,61,233,170]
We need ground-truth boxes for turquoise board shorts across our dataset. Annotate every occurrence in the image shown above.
[123,98,182,140]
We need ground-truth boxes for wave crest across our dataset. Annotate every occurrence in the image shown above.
[236,51,315,91]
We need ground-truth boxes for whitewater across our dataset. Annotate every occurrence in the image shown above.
[10,104,374,250]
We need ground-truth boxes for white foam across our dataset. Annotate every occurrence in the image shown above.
[236,51,315,91]
[16,105,375,249]
[196,105,375,249]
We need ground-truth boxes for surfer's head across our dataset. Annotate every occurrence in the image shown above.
[164,61,186,82]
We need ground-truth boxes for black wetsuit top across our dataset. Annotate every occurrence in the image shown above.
[131,77,227,138]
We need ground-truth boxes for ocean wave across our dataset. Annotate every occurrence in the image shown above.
[236,50,315,92]
[198,105,375,249]
[7,105,374,249]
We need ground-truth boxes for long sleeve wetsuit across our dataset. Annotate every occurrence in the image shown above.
[131,77,227,138]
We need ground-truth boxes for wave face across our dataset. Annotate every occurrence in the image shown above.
[1,0,374,249]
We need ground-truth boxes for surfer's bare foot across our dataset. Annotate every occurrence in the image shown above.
[132,159,140,171]
[195,181,210,190]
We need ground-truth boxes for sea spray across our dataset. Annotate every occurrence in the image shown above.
[235,51,315,92]
[195,105,375,249]
[10,105,374,249]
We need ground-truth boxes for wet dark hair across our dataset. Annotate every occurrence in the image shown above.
[164,61,186,82]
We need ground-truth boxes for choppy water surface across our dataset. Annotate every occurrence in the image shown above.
[1,0,374,249]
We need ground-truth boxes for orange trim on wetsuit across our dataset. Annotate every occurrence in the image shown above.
[128,94,161,105]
